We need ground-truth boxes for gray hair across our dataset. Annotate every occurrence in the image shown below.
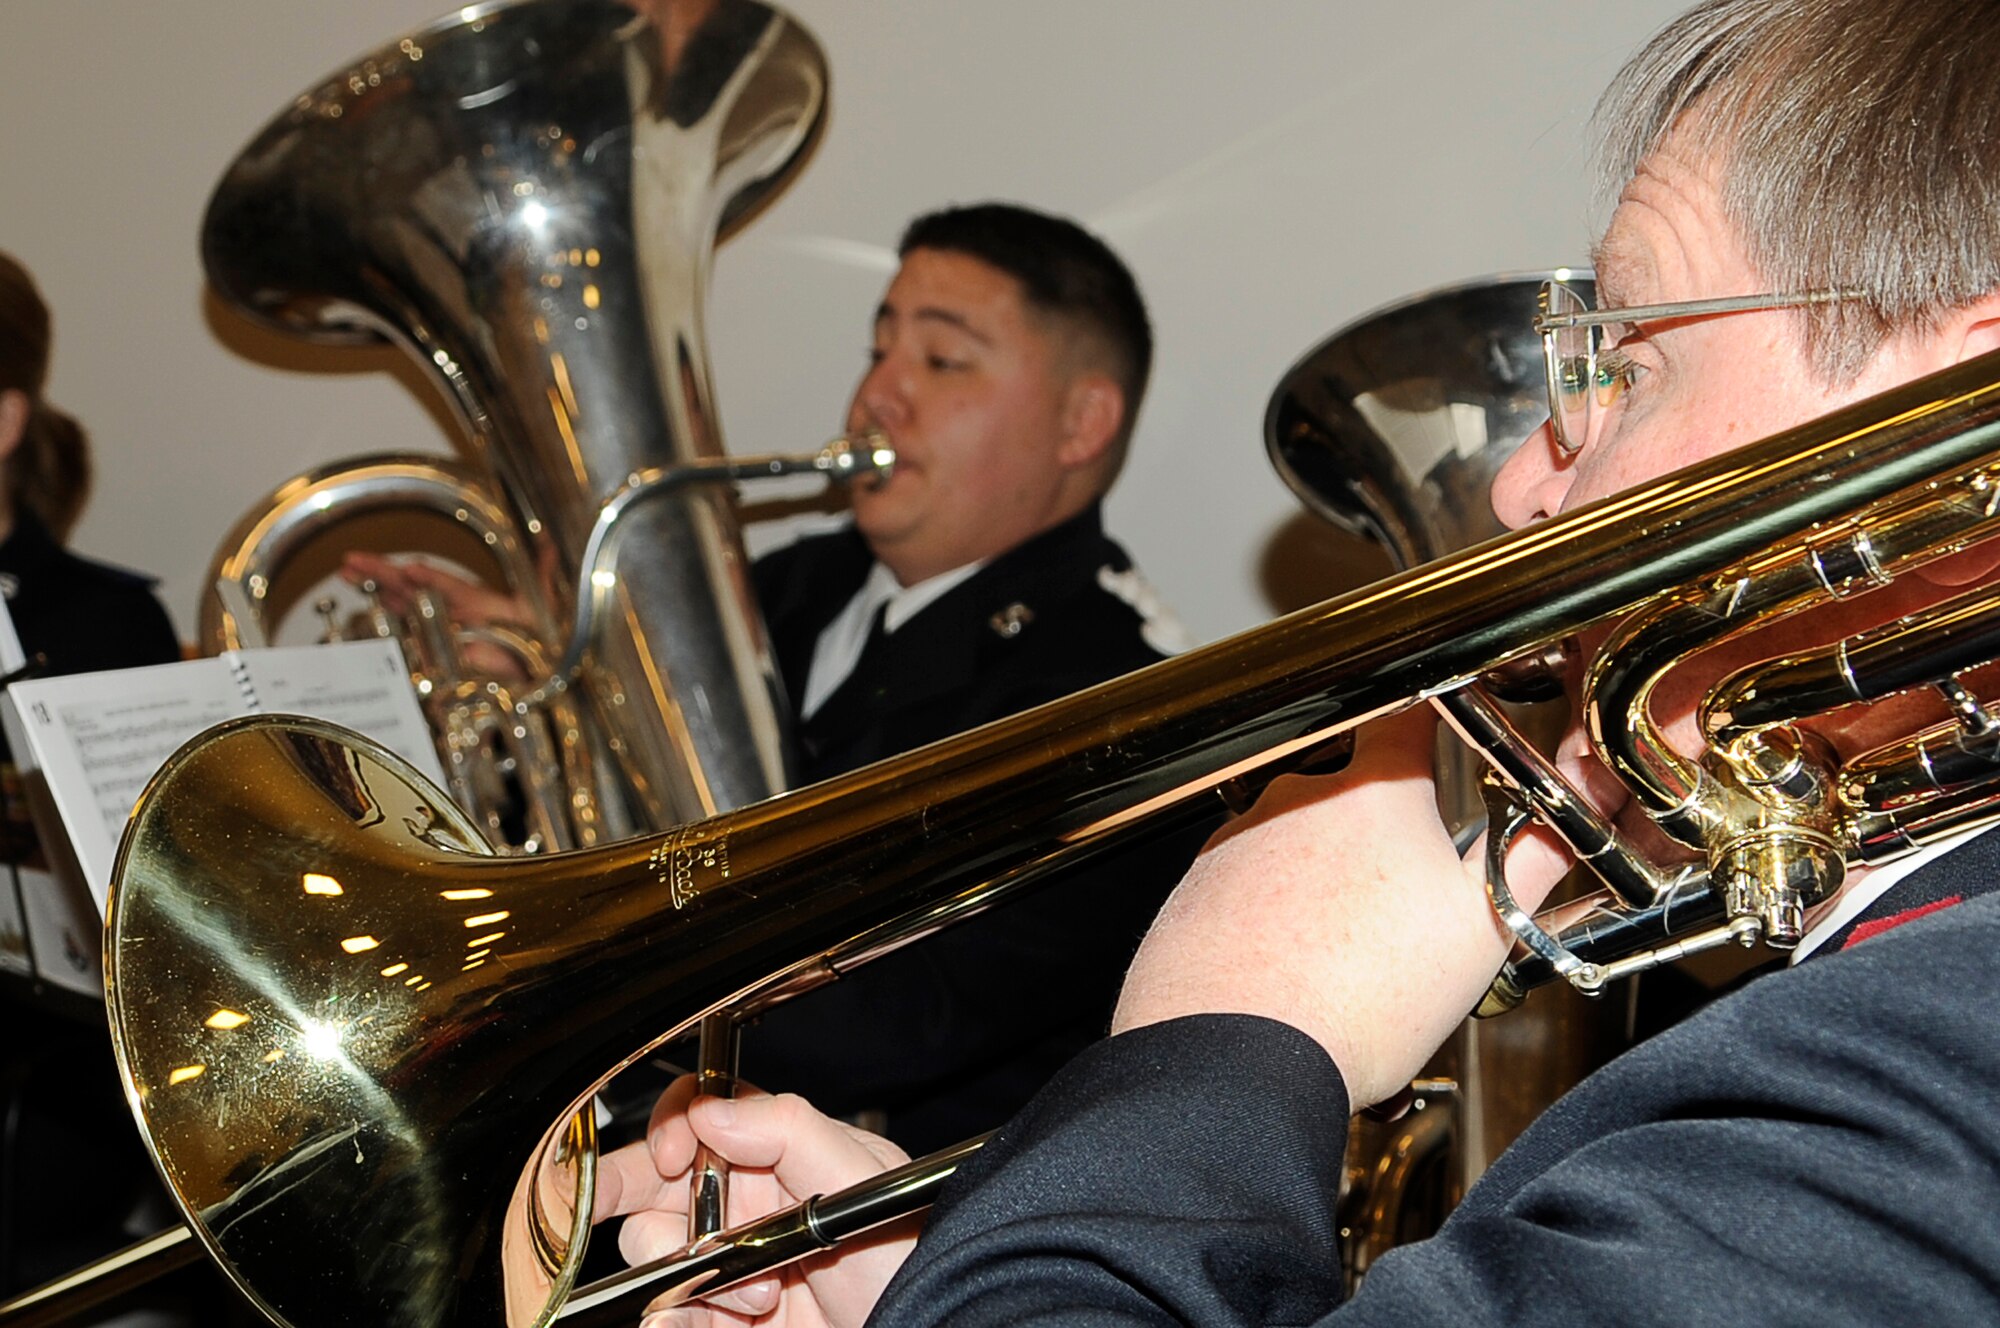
[1594,0,2000,381]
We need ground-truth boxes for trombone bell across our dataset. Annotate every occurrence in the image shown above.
[105,717,596,1328]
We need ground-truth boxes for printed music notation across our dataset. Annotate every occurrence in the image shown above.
[63,693,244,847]
[0,639,445,916]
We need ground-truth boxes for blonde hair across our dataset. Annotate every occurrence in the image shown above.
[1595,0,2000,381]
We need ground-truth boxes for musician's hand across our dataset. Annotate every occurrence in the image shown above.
[595,1075,914,1328]
[1113,705,1575,1110]
[340,552,536,679]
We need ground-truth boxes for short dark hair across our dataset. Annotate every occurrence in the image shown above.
[899,203,1152,472]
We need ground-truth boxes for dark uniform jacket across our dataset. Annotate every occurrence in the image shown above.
[872,829,2000,1326]
[0,513,180,1291]
[755,503,1171,786]
[738,504,1206,1154]
[0,511,180,682]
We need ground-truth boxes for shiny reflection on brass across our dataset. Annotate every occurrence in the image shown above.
[110,717,557,1328]
[106,350,2000,1328]
[199,0,835,841]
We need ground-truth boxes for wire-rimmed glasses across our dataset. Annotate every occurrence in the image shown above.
[1535,279,1863,455]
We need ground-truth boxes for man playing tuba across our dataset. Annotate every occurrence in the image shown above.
[598,1,2000,1322]
[354,202,1200,1156]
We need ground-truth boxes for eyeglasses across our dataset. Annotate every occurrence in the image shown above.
[1534,279,1862,455]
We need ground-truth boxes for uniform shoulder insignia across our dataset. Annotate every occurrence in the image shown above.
[1097,565,1193,655]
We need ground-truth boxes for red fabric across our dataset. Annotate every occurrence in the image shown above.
[1842,895,1963,950]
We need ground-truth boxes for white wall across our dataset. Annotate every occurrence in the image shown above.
[0,1,1687,645]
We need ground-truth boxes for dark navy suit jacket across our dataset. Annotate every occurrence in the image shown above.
[873,831,2000,1324]
[739,505,1209,1154]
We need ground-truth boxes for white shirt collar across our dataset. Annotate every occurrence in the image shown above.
[797,559,985,721]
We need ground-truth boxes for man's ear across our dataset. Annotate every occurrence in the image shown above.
[1055,374,1123,471]
[0,391,27,461]
[1948,291,2000,365]
[1915,293,2000,588]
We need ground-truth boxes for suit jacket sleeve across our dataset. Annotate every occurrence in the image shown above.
[870,892,2000,1327]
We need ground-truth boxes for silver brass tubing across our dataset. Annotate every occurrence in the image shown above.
[200,456,533,655]
[1487,875,1723,1006]
[550,434,895,685]
[1480,779,1604,992]
[555,1135,988,1327]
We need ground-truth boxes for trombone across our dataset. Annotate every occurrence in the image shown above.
[16,350,2000,1327]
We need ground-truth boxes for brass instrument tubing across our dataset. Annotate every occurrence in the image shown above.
[1479,779,1602,990]
[1504,580,2000,996]
[1852,773,2000,861]
[1706,583,2000,753]
[1588,467,2000,847]
[1491,876,1724,999]
[1342,1102,1454,1284]
[1499,758,2000,997]
[1435,687,1666,910]
[1844,718,2000,821]
[688,1012,740,1243]
[554,1134,989,1326]
[543,435,894,691]
[0,1227,199,1327]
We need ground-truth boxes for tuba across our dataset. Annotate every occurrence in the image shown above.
[198,452,618,852]
[48,347,2000,1328]
[198,0,839,838]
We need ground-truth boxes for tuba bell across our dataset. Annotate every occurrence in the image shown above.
[198,0,837,836]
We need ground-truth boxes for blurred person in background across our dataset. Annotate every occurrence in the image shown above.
[0,249,185,1306]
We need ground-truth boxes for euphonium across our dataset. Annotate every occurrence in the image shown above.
[88,348,2000,1328]
[195,435,891,854]
[198,452,614,852]
[198,0,833,834]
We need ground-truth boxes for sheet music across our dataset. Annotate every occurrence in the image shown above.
[0,591,26,674]
[236,640,447,787]
[9,660,245,907]
[6,638,445,914]
[14,864,101,995]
